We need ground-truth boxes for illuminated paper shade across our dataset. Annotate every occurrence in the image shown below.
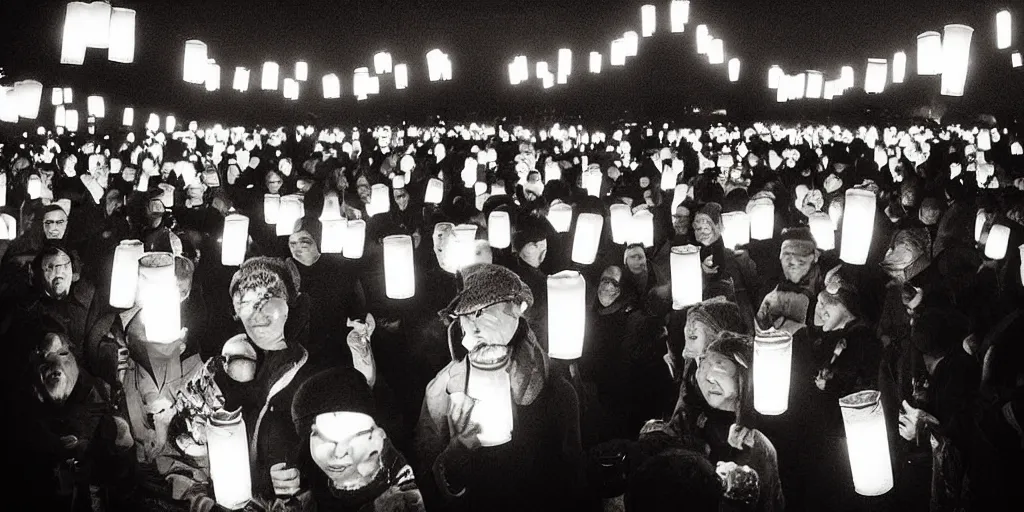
[165,115,176,132]
[749,202,775,240]
[424,178,444,204]
[295,61,308,81]
[233,67,250,92]
[353,67,370,99]
[461,157,478,186]
[671,184,689,213]
[394,63,409,89]
[262,62,280,90]
[840,390,894,496]
[10,80,43,120]
[221,214,250,266]
[138,253,182,343]
[322,74,341,99]
[206,61,221,92]
[383,235,415,299]
[373,52,392,75]
[708,38,724,65]
[87,95,105,118]
[670,0,690,33]
[695,24,710,54]
[996,10,1012,50]
[183,40,208,84]
[754,329,793,415]
[367,183,390,217]
[583,169,602,197]
[721,212,750,250]
[465,368,513,447]
[51,88,64,106]
[283,78,299,100]
[808,212,835,251]
[671,245,702,310]
[0,213,15,240]
[109,240,144,308]
[805,71,824,98]
[571,213,603,265]
[631,210,655,247]
[275,195,304,236]
[135,170,149,192]
[263,194,281,225]
[623,31,639,57]
[590,52,602,73]
[343,220,366,259]
[917,31,942,75]
[728,58,741,82]
[985,224,1010,260]
[122,107,133,127]
[320,217,346,254]
[548,203,573,233]
[892,51,907,84]
[547,271,586,359]
[1013,52,1022,68]
[609,204,631,244]
[768,65,782,89]
[27,175,42,199]
[107,7,135,63]
[864,59,887,94]
[488,211,511,249]
[452,224,479,271]
[206,411,253,509]
[641,4,656,37]
[61,2,89,65]
[940,25,974,97]
[84,1,112,49]
[840,189,876,265]
[610,39,627,66]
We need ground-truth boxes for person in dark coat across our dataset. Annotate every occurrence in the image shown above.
[509,213,554,350]
[756,227,822,336]
[22,244,100,356]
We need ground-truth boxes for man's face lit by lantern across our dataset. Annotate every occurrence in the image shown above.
[42,209,68,240]
[392,187,410,211]
[233,285,289,350]
[460,301,521,370]
[624,245,648,276]
[309,413,385,491]
[597,266,623,308]
[672,205,692,236]
[780,244,817,284]
[693,213,720,246]
[33,333,79,405]
[289,230,320,267]
[519,239,547,269]
[41,250,73,298]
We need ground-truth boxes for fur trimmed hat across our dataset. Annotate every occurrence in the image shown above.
[687,297,748,336]
[779,227,817,257]
[441,263,534,317]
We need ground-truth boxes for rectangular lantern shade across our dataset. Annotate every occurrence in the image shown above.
[749,201,774,240]
[262,62,280,90]
[790,73,806,100]
[1013,52,1022,68]
[805,71,824,99]
[65,109,80,132]
[671,1,690,33]
[864,59,887,94]
[12,80,43,120]
[295,61,308,81]
[206,62,221,91]
[809,212,835,250]
[323,74,341,99]
[109,240,143,308]
[367,76,380,95]
[233,67,250,92]
[590,52,602,73]
[122,107,133,126]
[582,169,602,197]
[488,211,511,249]
[374,52,393,75]
[840,66,855,90]
[466,368,514,447]
[63,87,73,103]
[641,4,656,37]
[548,203,573,233]
[221,214,250,266]
[548,271,586,359]
[917,31,942,75]
[996,10,1012,50]
[367,183,390,216]
[571,212,603,265]
[383,235,416,299]
[61,2,89,65]
[558,48,572,79]
[671,245,702,310]
[610,39,627,66]
[320,217,346,254]
[283,78,299,100]
[138,253,182,343]
[263,194,280,224]
[425,178,444,204]
[609,204,631,244]
[353,67,370,99]
[51,88,64,106]
[451,224,479,271]
[985,224,1010,260]
[427,49,450,82]
[343,220,366,259]
[183,40,208,84]
[728,58,741,82]
[84,1,112,49]
[631,210,655,247]
[940,24,974,97]
[394,64,409,89]
[623,31,639,57]
[892,51,907,83]
[165,115,176,133]
[695,24,710,54]
[276,195,304,236]
[107,8,136,63]
[87,95,105,118]
[721,212,750,250]
[768,65,782,89]
[840,390,894,496]
[708,38,724,65]
[754,330,794,415]
[840,189,876,264]
[206,412,253,509]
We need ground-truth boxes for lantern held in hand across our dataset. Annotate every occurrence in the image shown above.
[721,212,750,250]
[137,253,182,343]
[343,220,366,259]
[465,368,513,447]
[548,203,573,233]
[670,245,702,310]
[571,213,603,265]
[383,235,415,299]
[839,189,876,265]
[840,390,894,496]
[206,409,253,509]
[221,214,250,266]
[488,211,511,249]
[609,204,631,244]
[753,329,794,415]
[985,224,1010,260]
[547,270,586,360]
[109,240,144,308]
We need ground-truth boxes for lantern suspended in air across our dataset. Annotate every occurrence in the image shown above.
[121,107,133,127]
[631,210,655,247]
[864,59,887,94]
[138,253,182,343]
[322,74,341,99]
[695,24,710,54]
[571,213,603,265]
[940,24,974,97]
[206,61,221,92]
[557,48,572,83]
[805,71,824,99]
[65,109,80,132]
[671,245,702,310]
[426,49,452,81]
[892,51,907,84]
[917,31,942,75]
[728,58,741,82]
[51,88,64,106]
[11,80,44,120]
[808,212,835,251]
[623,31,639,57]
[840,390,894,496]
[424,178,444,204]
[610,39,627,66]
[488,211,511,249]
[383,235,415,299]
[61,2,89,65]
[109,240,144,308]
[548,203,573,233]
[394,64,409,89]
[708,38,725,65]
[262,62,280,90]
[206,410,253,509]
[840,189,877,265]
[283,78,299,100]
[465,368,513,447]
[276,195,304,236]
[840,66,855,90]
[367,183,390,217]
[343,220,366,259]
[82,1,112,49]
[641,5,656,37]
[86,95,105,118]
[547,271,586,359]
[183,40,208,84]
[295,61,308,81]
[374,52,393,75]
[985,224,1010,260]
[670,0,690,33]
[768,65,783,89]
[609,204,631,244]
[165,115,176,133]
[590,52,602,74]
[754,329,794,415]
[221,214,250,266]
[749,201,775,240]
[996,10,1012,50]
[721,212,750,250]
[107,7,135,63]
[320,217,346,254]
[233,67,250,92]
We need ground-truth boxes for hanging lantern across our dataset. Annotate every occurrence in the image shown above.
[465,368,513,447]
[0,213,15,240]
[609,204,631,244]
[768,65,783,89]
[109,240,144,308]
[670,245,702,310]
[319,217,346,254]
[121,107,133,127]
[283,78,299,100]
[557,48,572,83]
[589,52,602,74]
[641,4,656,37]
[183,40,208,84]
[452,224,479,271]
[840,189,877,265]
[790,73,807,100]
[145,112,159,132]
[322,74,341,99]
[206,61,221,91]
[394,63,409,90]
[805,70,824,98]
[547,271,586,359]
[264,194,281,225]
[83,1,112,49]
[342,220,366,259]
[748,201,775,240]
[670,0,690,32]
[353,67,370,99]
[295,61,308,82]
[138,253,182,343]
[383,235,415,299]
[424,178,444,204]
[547,203,573,233]
[631,210,655,247]
[488,211,511,249]
[10,80,43,120]
[840,66,855,90]
[1013,52,1022,68]
[206,410,253,509]
[996,10,1012,50]
[864,59,887,94]
[840,390,894,496]
[571,212,603,265]
[985,224,1010,260]
[221,214,250,266]
[708,38,725,65]
[63,87,73,103]
[426,49,450,82]
[107,7,135,63]
[374,52,393,74]
[892,51,907,84]
[728,58,741,82]
[808,212,835,251]
[917,31,942,75]
[754,329,794,415]
[623,31,639,57]
[275,195,304,236]
[721,212,751,250]
[941,24,974,97]
[610,39,627,66]
[262,62,280,90]
[61,2,89,65]
[233,67,250,92]
[695,24,710,54]
[165,115,176,132]
[367,183,390,217]
[87,95,105,118]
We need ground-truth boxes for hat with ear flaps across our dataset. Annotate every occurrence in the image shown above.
[704,331,756,429]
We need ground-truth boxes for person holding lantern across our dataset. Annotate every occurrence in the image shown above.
[691,202,760,330]
[756,227,822,335]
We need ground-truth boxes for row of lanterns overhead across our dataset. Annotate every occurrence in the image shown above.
[60,1,136,65]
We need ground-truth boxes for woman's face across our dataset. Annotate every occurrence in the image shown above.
[814,294,851,332]
[519,239,547,268]
[309,413,385,490]
[682,318,713,360]
[233,287,289,350]
[266,173,284,194]
[696,351,740,412]
[693,214,719,246]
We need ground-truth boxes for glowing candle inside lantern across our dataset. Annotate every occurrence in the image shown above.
[864,59,887,94]
[754,329,794,415]
[840,189,877,265]
[721,212,750,250]
[571,213,603,265]
[996,10,1012,50]
[109,240,144,308]
[383,235,415,299]
[343,220,366,259]
[488,211,511,249]
[206,410,253,509]
[107,7,136,64]
[275,195,304,236]
[917,31,942,75]
[424,178,444,204]
[466,368,513,447]
[749,201,775,240]
[609,204,631,244]
[892,51,907,83]
[138,253,182,343]
[840,390,894,496]
[631,210,655,247]
[985,224,1010,260]
[367,183,390,217]
[548,203,573,233]
[547,270,586,359]
[262,62,280,90]
[809,212,835,251]
[671,1,690,33]
[641,5,656,37]
[671,245,702,310]
[221,214,250,266]
[183,40,208,84]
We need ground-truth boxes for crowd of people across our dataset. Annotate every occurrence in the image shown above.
[0,118,1022,512]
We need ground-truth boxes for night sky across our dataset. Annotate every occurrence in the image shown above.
[0,0,1020,126]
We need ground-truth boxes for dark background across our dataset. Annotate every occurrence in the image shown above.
[1,0,1021,126]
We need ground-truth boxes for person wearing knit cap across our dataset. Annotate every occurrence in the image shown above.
[757,227,821,335]
[415,263,583,511]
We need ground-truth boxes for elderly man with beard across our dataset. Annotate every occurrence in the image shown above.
[22,244,99,357]
[415,263,583,512]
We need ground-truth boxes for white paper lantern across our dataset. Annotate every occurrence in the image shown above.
[670,0,690,33]
[206,61,221,92]
[109,240,144,308]
[11,80,43,120]
[708,38,724,65]
[548,203,573,233]
[319,217,346,254]
[790,73,807,100]
[465,369,513,447]
[136,169,149,192]
[940,24,974,97]
[754,329,794,415]
[261,62,280,90]
[373,52,393,75]
[63,87,73,103]
[322,74,341,99]
[87,95,105,118]
[728,58,741,82]
[623,31,639,57]
[589,52,602,74]
[452,224,479,271]
[221,214,250,266]
[671,183,689,213]
[83,1,112,49]
[892,51,907,84]
[263,194,281,225]
[631,210,655,247]
[985,224,1010,260]
[996,10,1012,50]
[426,49,451,82]
[63,108,80,132]
[119,107,133,127]
[233,67,250,92]
[183,40,208,84]
[749,201,775,240]
[695,24,710,54]
[557,48,572,83]
[1013,52,1023,68]
[424,178,444,204]
[276,195,304,236]
[768,65,783,89]
[488,211,511,249]
[840,189,877,265]
[0,213,15,240]
[721,212,750,250]
[295,61,308,82]
[61,2,89,65]
[51,88,64,106]
[671,245,702,310]
[582,169,602,197]
[107,7,136,63]
[343,220,366,259]
[367,183,390,217]
[383,235,415,299]
[206,411,253,509]
[840,390,894,496]
[864,59,887,94]
[283,78,299,100]
[394,64,409,90]
[610,39,627,66]
[571,212,603,265]
[353,67,370,100]
[609,204,631,244]
[366,76,380,96]
[641,5,656,37]
[138,253,182,343]
[917,31,942,75]
[547,270,586,359]
[145,113,159,132]
[165,115,176,133]
[809,212,835,251]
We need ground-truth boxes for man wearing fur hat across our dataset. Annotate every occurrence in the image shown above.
[756,227,822,335]
[414,263,583,511]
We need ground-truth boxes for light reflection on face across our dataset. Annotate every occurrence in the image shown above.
[309,413,385,491]
[682,318,713,360]
[459,302,520,370]
[233,287,289,350]
[42,252,73,298]
[696,351,739,412]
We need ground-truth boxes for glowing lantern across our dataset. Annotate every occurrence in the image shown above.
[0,213,15,240]
[283,78,299,101]
[206,410,253,509]
[84,96,104,119]
[367,183,390,217]
[322,74,341,99]
[65,109,80,132]
[461,157,478,186]
[465,368,513,447]
[121,107,133,127]
[275,195,304,237]
[51,88,64,106]
[343,220,366,259]
[840,189,877,265]
[138,253,182,343]
[671,1,690,33]
[610,39,627,66]
[107,7,135,63]
[840,390,894,496]
[609,204,631,244]
[641,5,656,37]
[548,203,573,233]
[940,25,974,97]
[426,49,452,82]
[366,76,380,96]
[985,224,1010,260]
[571,213,603,265]
[165,115,176,132]
[754,329,794,415]
[109,240,144,308]
[695,25,710,54]
[320,217,346,254]
[917,31,942,75]
[864,59,887,94]
[63,87,73,103]
[661,161,681,191]
[183,40,208,84]
[803,71,824,98]
[808,212,835,251]
[547,271,586,359]
[790,73,807,100]
[748,201,775,240]
[892,51,907,84]
[721,212,750,250]
[558,48,572,82]
[11,80,43,120]
[451,224,479,271]
[372,52,392,75]
[768,65,782,89]
[206,61,221,91]
[670,245,702,309]
[136,170,149,192]
[262,62,280,90]
[1013,52,1023,68]
[978,130,992,152]
[221,214,250,266]
[233,67,250,92]
[488,211,511,249]
[82,1,112,49]
[425,178,444,204]
[623,31,639,57]
[997,10,1012,50]
[590,52,602,73]
[841,66,855,89]
[708,38,724,65]
[394,64,409,89]
[61,2,89,65]
[295,61,308,82]
[146,113,159,132]
[631,210,655,247]
[582,169,602,197]
[728,58,741,82]
[264,194,281,225]
[383,235,415,299]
